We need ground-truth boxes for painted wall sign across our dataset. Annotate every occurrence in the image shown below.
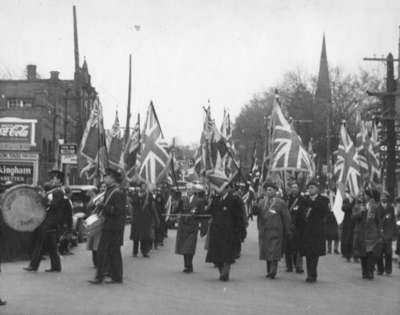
[0,117,37,148]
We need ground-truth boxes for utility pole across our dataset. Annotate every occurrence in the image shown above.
[365,53,400,199]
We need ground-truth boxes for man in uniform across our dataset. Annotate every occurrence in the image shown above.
[24,169,71,272]
[89,167,126,284]
[300,179,329,283]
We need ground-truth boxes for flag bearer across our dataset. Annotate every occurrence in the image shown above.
[300,179,329,283]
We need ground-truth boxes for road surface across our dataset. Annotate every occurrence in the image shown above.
[1,221,399,315]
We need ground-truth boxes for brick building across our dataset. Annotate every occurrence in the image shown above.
[0,6,97,186]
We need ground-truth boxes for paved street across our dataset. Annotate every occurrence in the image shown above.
[1,222,399,315]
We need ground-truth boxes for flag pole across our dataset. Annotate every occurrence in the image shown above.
[124,54,132,145]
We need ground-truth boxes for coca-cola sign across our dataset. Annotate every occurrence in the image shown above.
[0,118,37,147]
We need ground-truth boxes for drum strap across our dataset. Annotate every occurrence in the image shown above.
[103,187,120,208]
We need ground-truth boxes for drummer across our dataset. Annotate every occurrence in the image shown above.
[24,169,72,272]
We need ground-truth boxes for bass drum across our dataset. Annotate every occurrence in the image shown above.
[0,184,46,232]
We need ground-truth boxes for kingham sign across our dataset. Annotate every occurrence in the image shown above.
[0,164,34,184]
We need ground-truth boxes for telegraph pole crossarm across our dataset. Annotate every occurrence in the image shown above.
[364,53,398,199]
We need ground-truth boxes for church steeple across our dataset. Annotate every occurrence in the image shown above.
[314,34,333,175]
[315,34,331,105]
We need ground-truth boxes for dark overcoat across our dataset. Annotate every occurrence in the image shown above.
[175,195,204,255]
[101,185,126,246]
[340,199,355,251]
[256,197,291,261]
[300,194,330,257]
[352,201,382,257]
[130,193,160,241]
[286,194,307,253]
[205,192,246,265]
[377,204,396,243]
[324,211,339,241]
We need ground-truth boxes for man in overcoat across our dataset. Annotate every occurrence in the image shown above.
[256,179,291,279]
[300,179,329,283]
[376,191,396,275]
[340,196,355,261]
[205,183,246,281]
[175,184,204,273]
[89,167,126,284]
[24,169,71,273]
[285,181,306,273]
[352,189,382,280]
[130,183,160,258]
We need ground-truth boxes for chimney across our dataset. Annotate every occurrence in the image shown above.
[50,71,60,81]
[26,64,37,80]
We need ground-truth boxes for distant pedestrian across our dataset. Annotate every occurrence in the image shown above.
[376,192,396,275]
[325,210,339,254]
[394,197,400,268]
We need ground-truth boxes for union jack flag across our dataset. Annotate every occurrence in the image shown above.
[334,122,361,197]
[194,106,237,190]
[138,102,170,185]
[269,95,313,173]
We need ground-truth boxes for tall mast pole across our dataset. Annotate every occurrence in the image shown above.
[73,5,80,76]
[124,54,132,145]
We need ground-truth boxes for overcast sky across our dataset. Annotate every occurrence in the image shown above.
[0,0,399,144]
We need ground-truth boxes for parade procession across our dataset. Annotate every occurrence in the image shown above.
[0,2,399,315]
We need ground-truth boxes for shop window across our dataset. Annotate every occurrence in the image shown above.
[6,98,33,108]
[7,98,18,108]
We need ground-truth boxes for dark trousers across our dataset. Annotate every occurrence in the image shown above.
[183,254,194,269]
[92,251,98,268]
[96,231,122,282]
[216,262,231,280]
[361,252,376,278]
[267,260,278,276]
[377,242,393,274]
[326,240,339,253]
[305,256,319,280]
[285,251,303,271]
[30,229,61,271]
[133,240,151,256]
[341,242,353,260]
